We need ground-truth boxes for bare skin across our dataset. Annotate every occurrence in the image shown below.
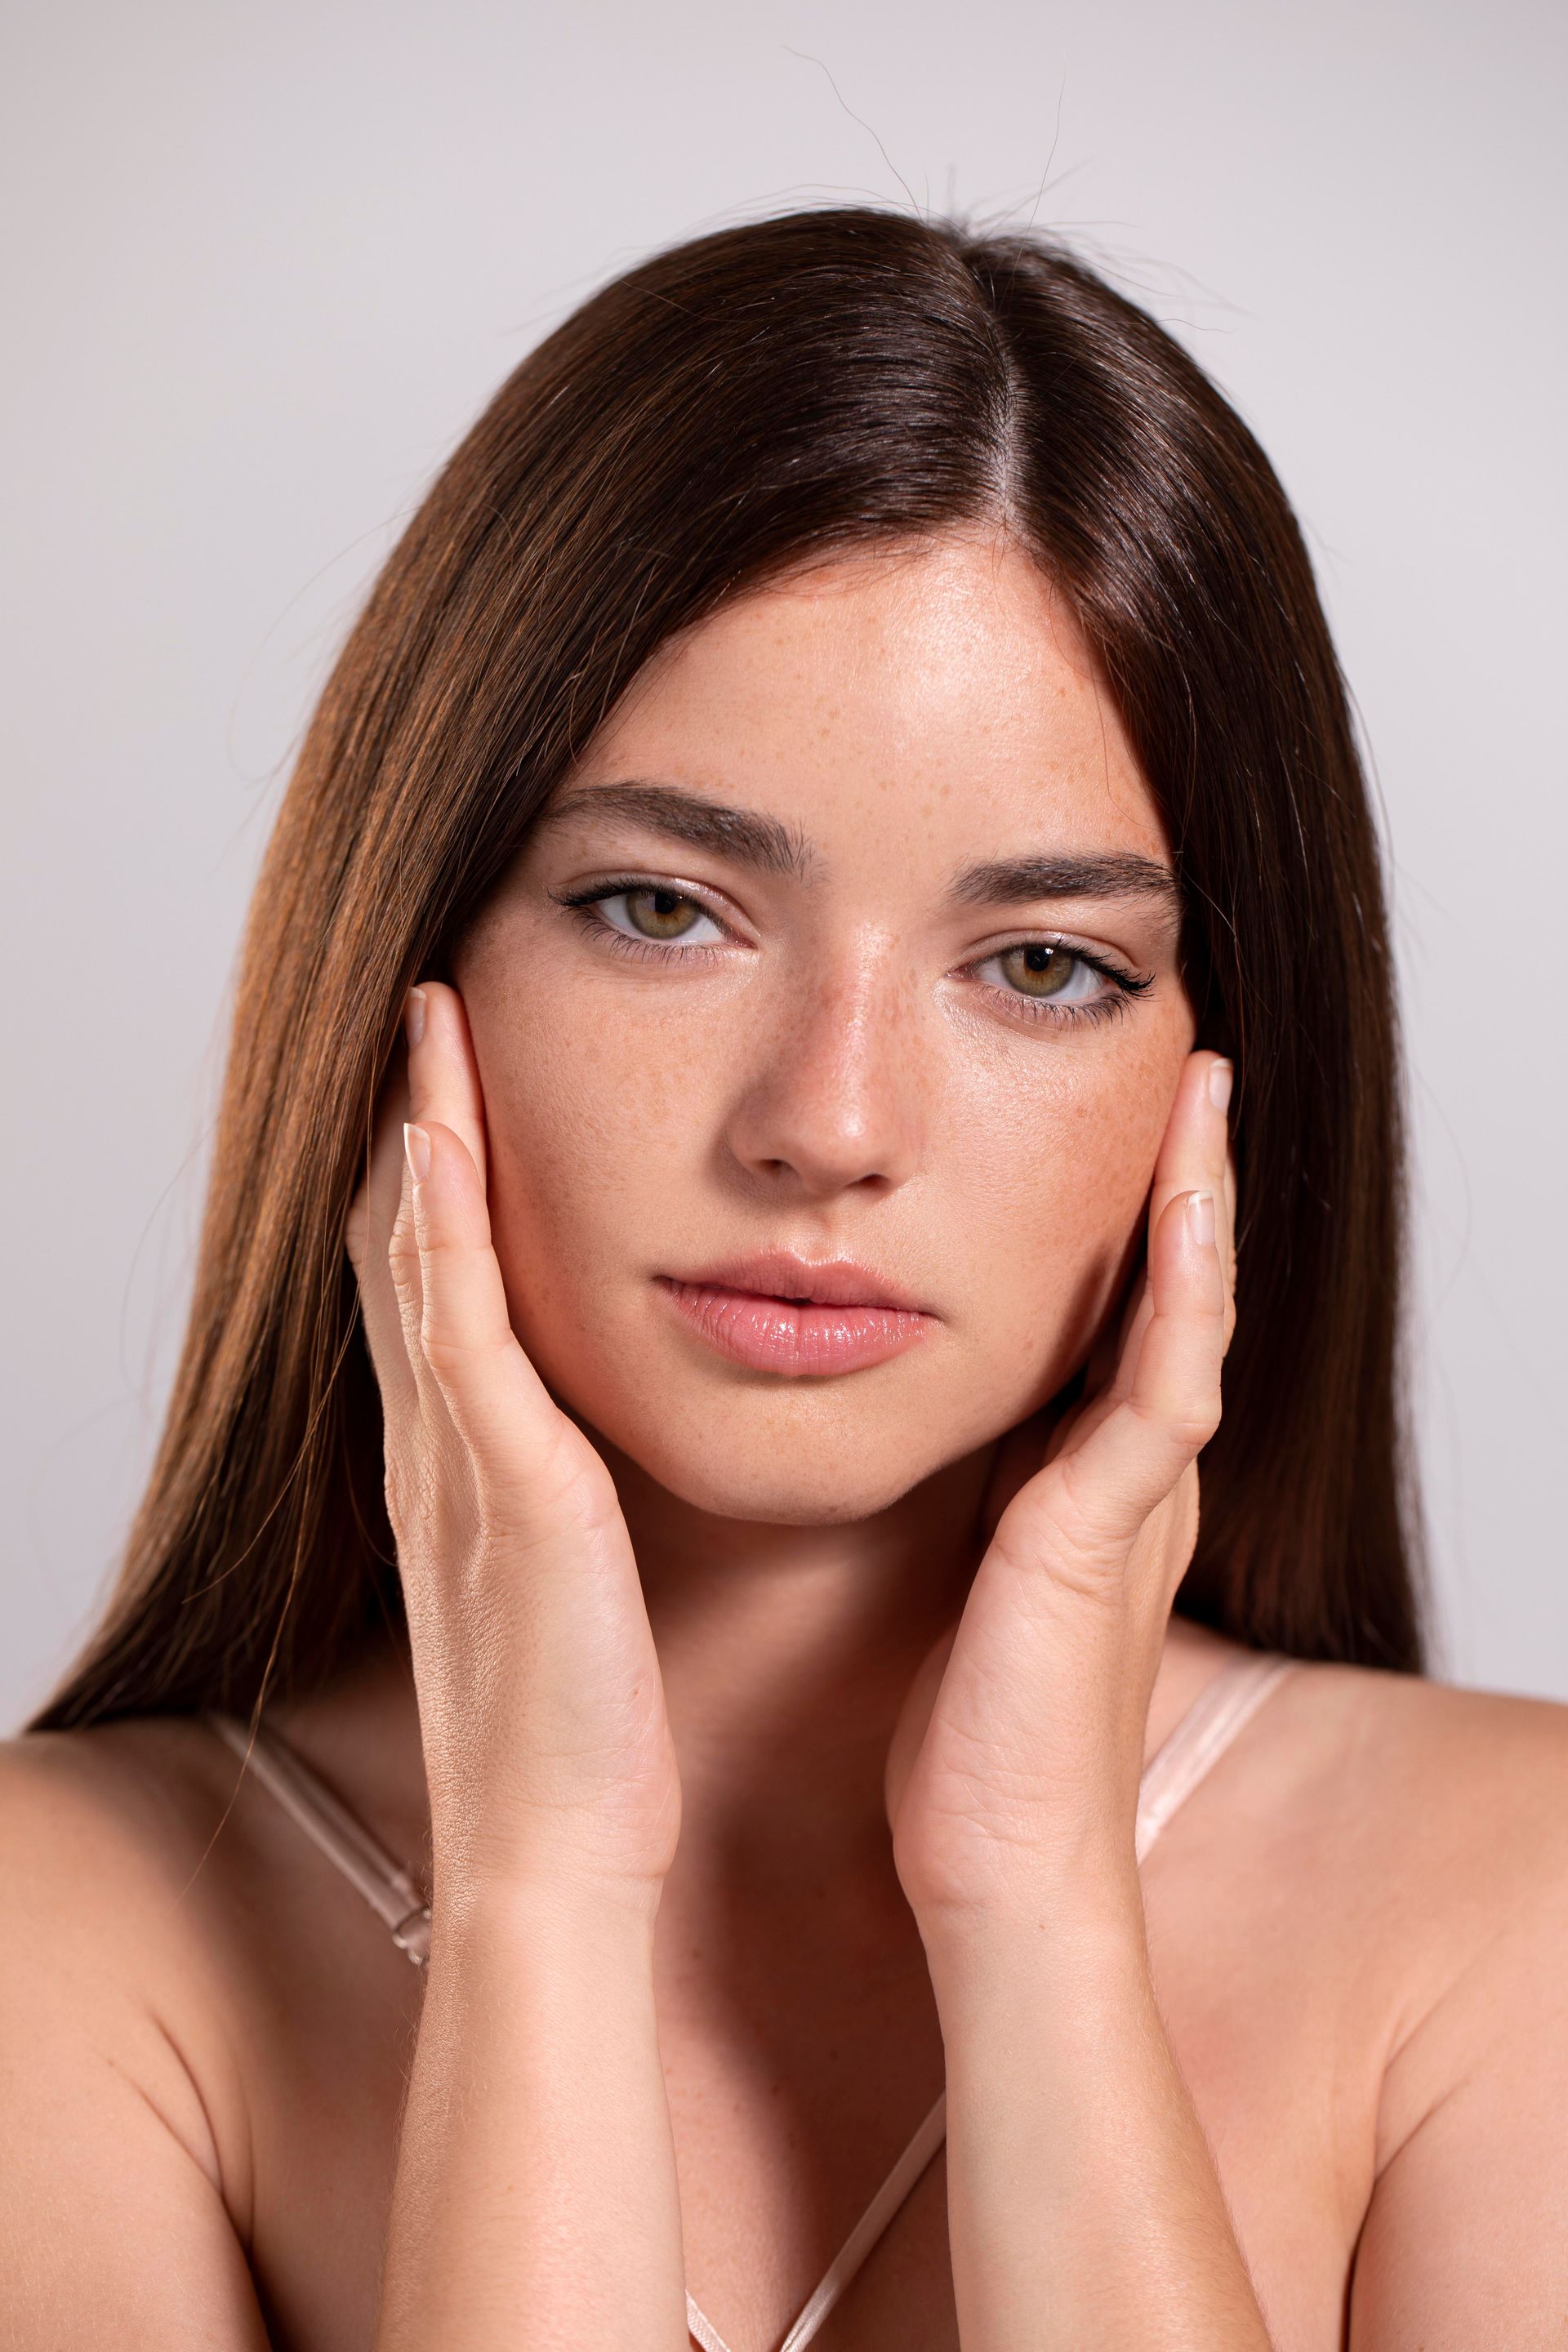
[3,536,1566,2349]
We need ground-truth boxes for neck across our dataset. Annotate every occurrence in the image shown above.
[598,1432,998,1902]
[285,1439,1231,1912]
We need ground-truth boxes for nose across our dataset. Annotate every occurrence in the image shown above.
[721,938,927,1198]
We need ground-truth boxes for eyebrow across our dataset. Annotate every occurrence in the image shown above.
[538,782,811,877]
[946,853,1179,911]
[540,780,1178,911]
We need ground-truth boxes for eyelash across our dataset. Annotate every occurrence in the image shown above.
[550,876,1155,1028]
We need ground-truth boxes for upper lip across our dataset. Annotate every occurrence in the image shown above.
[662,1250,930,1313]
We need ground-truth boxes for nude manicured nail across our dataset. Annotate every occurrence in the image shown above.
[403,1122,432,1184]
[404,987,427,1049]
[1187,1189,1216,1248]
[1208,1058,1233,1114]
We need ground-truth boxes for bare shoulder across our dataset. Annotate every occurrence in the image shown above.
[1244,1665,1568,2336]
[1253,1657,1568,2165]
[1245,1654,1568,1940]
[1160,1637,1568,1979]
[1273,1655,1568,1887]
[0,1715,258,2186]
[0,1711,247,1960]
[0,1721,275,2346]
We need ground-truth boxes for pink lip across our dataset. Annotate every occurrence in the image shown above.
[655,1252,934,1377]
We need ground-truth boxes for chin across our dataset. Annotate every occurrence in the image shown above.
[635,1448,933,1527]
[562,1368,1010,1527]
[521,1276,1091,1528]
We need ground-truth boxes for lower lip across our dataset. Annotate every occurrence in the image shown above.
[656,1279,933,1376]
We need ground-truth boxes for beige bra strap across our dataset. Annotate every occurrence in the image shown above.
[686,1646,1295,2352]
[210,1652,1294,2352]
[1134,1650,1295,1863]
[207,1712,432,1965]
[686,2088,952,2352]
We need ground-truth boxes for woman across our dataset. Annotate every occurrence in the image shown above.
[4,207,1564,2350]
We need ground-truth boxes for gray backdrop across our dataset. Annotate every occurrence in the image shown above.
[5,0,1565,1729]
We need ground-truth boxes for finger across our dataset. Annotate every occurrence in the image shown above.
[1078,1051,1231,1421]
[1054,1184,1225,1545]
[345,1044,408,1276]
[345,1050,421,1420]
[1103,1275,1155,1406]
[1128,1185,1226,1447]
[1149,1050,1234,1348]
[1223,1143,1237,1267]
[1221,1137,1239,1353]
[389,975,485,1413]
[1083,1236,1147,1399]
[403,1116,574,1485]
[1149,1050,1228,1218]
[1205,1062,1237,1354]
[406,981,488,1194]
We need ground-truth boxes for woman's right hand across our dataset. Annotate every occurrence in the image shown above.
[345,980,680,1913]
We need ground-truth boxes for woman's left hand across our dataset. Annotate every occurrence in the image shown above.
[885,1049,1237,1925]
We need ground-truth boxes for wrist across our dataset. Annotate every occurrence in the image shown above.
[911,1845,1147,1986]
[430,1864,664,1966]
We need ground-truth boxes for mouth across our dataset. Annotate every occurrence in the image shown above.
[653,1250,935,1378]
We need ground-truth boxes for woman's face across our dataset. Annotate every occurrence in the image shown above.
[453,534,1196,1524]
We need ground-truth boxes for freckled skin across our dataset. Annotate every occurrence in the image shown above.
[453,535,1195,1525]
[24,526,1561,2352]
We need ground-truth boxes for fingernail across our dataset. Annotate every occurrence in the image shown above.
[1208,1058,1233,1114]
[404,987,427,1049]
[403,1122,431,1184]
[1187,1189,1215,1248]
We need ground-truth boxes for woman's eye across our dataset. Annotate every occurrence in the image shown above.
[981,942,1107,1006]
[597,887,725,945]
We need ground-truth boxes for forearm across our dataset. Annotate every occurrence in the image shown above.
[923,1871,1271,2352]
[374,1879,688,2352]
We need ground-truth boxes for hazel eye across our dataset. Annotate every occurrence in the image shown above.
[987,942,1103,1004]
[602,887,723,944]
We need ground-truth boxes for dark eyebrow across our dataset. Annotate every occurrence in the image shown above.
[540,780,1176,915]
[946,853,1179,912]
[537,781,812,878]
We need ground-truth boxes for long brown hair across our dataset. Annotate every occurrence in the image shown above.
[35,205,1424,1731]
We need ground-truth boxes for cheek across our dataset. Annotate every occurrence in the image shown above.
[458,945,710,1339]
[941,1015,1189,1392]
[455,898,1195,1513]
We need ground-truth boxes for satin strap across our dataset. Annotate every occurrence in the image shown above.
[210,1647,1294,2352]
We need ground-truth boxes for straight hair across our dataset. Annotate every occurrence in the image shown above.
[35,205,1424,1732]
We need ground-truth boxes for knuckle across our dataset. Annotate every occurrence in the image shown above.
[1038,1459,1138,1564]
[387,1207,420,1263]
[419,1325,514,1384]
[1172,1398,1223,1450]
[387,1232,422,1303]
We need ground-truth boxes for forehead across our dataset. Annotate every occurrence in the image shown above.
[570,534,1169,867]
